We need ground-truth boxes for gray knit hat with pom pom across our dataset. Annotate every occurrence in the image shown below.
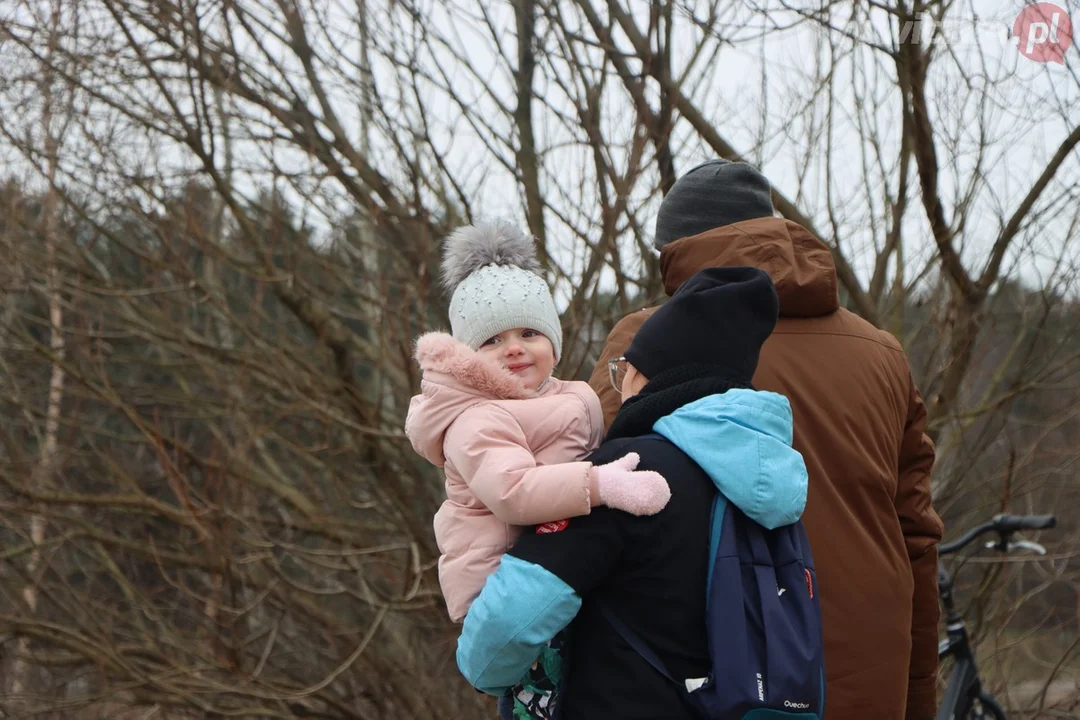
[441,221,563,362]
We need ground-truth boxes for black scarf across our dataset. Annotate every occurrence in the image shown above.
[605,364,752,441]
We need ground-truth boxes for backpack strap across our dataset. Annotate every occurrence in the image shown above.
[599,603,677,683]
[599,603,706,717]
[706,493,725,601]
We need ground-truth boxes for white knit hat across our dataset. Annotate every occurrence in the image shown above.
[441,221,563,362]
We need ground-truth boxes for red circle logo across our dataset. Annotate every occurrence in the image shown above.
[1013,3,1073,64]
[536,519,569,534]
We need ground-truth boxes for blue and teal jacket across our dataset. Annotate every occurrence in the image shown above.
[456,389,808,717]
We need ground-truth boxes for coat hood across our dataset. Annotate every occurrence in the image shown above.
[652,389,807,529]
[405,332,536,466]
[658,217,839,318]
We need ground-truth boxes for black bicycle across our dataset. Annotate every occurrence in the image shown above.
[936,512,1056,720]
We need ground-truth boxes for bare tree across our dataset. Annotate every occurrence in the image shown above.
[6,0,73,702]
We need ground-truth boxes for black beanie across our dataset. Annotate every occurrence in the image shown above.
[654,159,775,250]
[624,267,778,385]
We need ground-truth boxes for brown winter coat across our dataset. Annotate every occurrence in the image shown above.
[589,217,943,720]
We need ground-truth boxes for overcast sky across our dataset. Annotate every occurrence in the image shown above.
[1,0,1077,300]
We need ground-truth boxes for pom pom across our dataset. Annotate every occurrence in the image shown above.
[440,220,541,294]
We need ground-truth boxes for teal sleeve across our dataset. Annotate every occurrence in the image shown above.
[456,555,582,695]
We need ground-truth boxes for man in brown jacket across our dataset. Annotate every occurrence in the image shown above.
[589,159,944,720]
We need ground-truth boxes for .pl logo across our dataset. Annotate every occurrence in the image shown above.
[1012,3,1073,64]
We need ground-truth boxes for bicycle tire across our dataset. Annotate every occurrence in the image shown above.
[966,692,1006,720]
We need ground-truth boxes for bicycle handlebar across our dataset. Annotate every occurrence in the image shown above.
[992,513,1056,532]
[939,513,1056,556]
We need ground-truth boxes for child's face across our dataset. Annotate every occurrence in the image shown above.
[477,328,556,389]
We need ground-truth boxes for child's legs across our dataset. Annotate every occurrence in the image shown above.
[507,631,565,719]
[497,692,516,720]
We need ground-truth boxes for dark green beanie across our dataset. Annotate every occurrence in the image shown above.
[654,159,775,250]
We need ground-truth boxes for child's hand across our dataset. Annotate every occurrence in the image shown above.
[594,453,671,516]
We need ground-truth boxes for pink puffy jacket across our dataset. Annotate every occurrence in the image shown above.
[405,332,604,622]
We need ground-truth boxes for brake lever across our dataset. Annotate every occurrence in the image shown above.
[983,539,1047,555]
[1010,539,1047,555]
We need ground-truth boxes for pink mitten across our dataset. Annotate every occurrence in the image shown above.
[593,452,672,516]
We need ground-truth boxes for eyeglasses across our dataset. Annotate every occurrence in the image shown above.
[608,356,628,392]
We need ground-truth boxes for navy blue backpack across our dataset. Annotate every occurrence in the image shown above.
[603,495,825,719]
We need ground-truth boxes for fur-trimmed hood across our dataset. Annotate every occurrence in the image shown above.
[414,332,533,400]
[405,332,553,466]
